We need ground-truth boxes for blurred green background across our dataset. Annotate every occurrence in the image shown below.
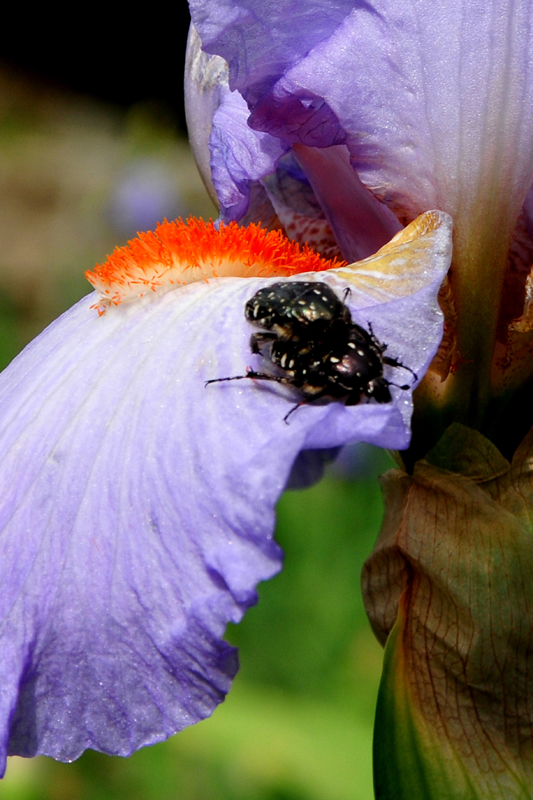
[0,61,389,800]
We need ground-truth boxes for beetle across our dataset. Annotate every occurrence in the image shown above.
[206,281,417,422]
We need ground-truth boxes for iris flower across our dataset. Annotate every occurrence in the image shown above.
[0,205,447,776]
[186,1,533,798]
[1,1,530,798]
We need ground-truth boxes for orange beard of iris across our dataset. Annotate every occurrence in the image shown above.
[85,218,346,313]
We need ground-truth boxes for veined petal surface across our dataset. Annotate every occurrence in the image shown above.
[210,88,287,221]
[190,0,533,226]
[363,424,533,797]
[188,0,356,107]
[0,212,450,772]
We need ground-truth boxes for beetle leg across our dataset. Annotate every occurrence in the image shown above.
[283,386,342,424]
[382,355,418,381]
[364,320,387,354]
[250,331,277,355]
[205,370,291,388]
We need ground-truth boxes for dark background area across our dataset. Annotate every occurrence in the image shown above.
[0,5,192,133]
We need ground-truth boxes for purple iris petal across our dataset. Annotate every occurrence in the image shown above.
[188,0,356,107]
[185,15,399,256]
[0,231,446,771]
[185,24,229,206]
[185,26,287,224]
[260,152,341,257]
[210,88,287,220]
[293,145,402,261]
[190,0,533,232]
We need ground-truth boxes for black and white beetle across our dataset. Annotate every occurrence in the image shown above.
[207,281,417,422]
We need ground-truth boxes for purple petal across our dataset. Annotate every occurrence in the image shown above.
[184,24,229,206]
[188,0,356,106]
[210,87,287,220]
[185,24,286,222]
[271,2,533,226]
[185,24,281,225]
[0,212,450,771]
[260,152,341,257]
[191,0,533,239]
[0,282,286,769]
[293,145,402,261]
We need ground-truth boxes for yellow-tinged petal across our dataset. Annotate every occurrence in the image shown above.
[334,210,452,305]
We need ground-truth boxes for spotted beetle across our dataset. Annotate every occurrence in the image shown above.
[207,281,417,422]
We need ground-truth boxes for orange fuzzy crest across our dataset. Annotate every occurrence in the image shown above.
[86,218,346,313]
